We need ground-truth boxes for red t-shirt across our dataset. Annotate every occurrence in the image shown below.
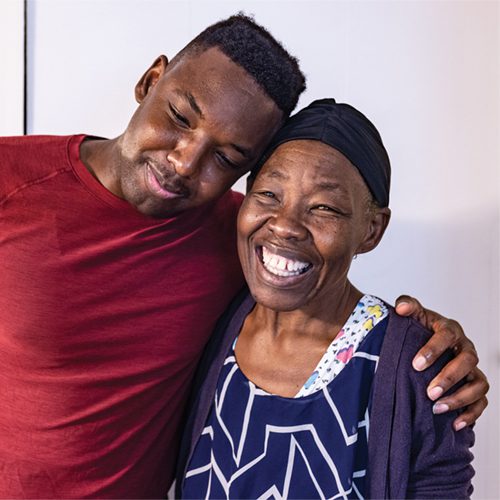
[0,135,245,498]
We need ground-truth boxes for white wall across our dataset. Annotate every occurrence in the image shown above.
[25,0,500,497]
[0,0,24,135]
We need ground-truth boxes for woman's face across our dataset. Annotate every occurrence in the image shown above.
[237,139,389,314]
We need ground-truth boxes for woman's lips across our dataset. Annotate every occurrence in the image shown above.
[256,245,313,282]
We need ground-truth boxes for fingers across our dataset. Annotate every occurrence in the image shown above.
[431,367,489,430]
[430,365,487,407]
[396,296,487,431]
[395,295,424,318]
[425,344,478,395]
[395,295,442,330]
[412,318,465,371]
[451,397,489,431]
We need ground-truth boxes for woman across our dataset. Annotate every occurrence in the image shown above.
[177,99,474,499]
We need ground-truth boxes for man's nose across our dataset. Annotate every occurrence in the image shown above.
[267,207,308,241]
[167,137,207,178]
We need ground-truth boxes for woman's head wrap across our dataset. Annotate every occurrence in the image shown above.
[252,98,391,207]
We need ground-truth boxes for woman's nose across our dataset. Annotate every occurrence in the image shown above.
[267,209,308,241]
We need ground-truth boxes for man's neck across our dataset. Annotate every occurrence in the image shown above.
[80,136,122,197]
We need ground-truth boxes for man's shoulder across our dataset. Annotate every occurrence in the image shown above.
[0,133,76,162]
[0,134,74,152]
[211,189,244,222]
[219,189,245,209]
[0,134,81,202]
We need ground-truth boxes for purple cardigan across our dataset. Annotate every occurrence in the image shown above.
[176,289,474,499]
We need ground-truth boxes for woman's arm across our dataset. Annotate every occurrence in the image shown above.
[368,312,476,499]
[405,350,475,499]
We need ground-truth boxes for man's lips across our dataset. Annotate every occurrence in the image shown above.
[145,163,189,200]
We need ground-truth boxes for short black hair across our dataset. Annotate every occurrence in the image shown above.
[176,13,306,117]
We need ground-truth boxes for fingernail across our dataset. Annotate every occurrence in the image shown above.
[455,421,466,431]
[413,356,427,371]
[432,403,449,414]
[396,301,409,311]
[428,386,444,400]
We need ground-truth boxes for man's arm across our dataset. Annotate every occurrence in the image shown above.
[395,295,489,430]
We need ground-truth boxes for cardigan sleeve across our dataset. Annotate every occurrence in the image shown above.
[402,321,475,499]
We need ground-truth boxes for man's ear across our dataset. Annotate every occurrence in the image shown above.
[356,207,391,255]
[135,55,169,104]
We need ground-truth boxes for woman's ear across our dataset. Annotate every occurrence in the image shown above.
[134,55,169,103]
[356,207,391,255]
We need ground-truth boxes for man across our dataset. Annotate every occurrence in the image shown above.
[0,14,487,499]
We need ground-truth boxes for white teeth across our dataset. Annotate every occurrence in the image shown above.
[269,254,279,268]
[261,246,310,277]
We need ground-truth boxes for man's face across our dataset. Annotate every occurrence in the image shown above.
[116,47,283,217]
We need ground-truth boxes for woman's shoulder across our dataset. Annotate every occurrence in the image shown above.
[369,306,475,499]
[383,306,453,384]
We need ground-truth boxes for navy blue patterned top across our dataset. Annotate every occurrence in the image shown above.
[183,315,389,499]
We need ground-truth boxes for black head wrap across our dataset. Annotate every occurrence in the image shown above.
[252,98,391,207]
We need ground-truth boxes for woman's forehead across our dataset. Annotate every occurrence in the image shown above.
[256,140,371,200]
[261,140,357,181]
[267,140,353,169]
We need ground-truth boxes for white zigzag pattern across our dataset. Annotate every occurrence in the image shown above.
[186,353,378,499]
[189,424,351,499]
[214,366,256,466]
[353,351,380,371]
[322,387,359,446]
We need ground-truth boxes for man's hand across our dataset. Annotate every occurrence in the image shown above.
[395,295,489,431]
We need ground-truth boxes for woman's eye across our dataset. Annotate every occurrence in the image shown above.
[169,104,190,127]
[313,204,344,216]
[255,191,276,200]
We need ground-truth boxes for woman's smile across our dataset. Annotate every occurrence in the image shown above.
[256,244,313,284]
[238,140,375,313]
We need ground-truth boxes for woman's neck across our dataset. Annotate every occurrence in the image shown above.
[235,282,364,397]
[249,282,363,344]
